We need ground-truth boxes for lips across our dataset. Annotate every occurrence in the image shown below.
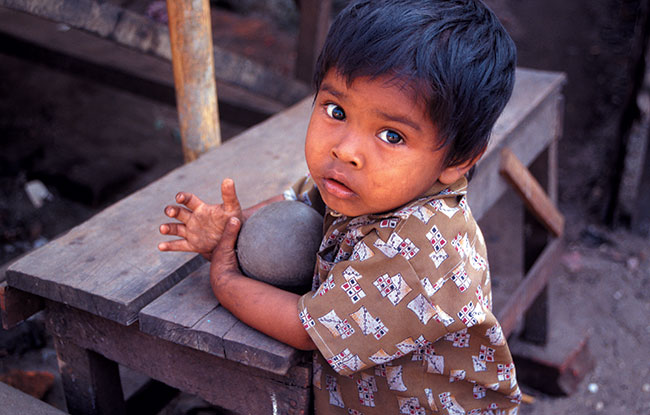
[321,171,356,199]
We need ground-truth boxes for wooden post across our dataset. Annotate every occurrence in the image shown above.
[295,0,332,84]
[166,0,221,162]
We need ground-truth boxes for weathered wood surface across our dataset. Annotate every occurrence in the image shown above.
[139,264,305,375]
[0,0,310,106]
[6,97,313,325]
[500,148,565,237]
[46,302,312,415]
[5,68,564,328]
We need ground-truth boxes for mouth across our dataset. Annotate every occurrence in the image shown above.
[321,173,356,199]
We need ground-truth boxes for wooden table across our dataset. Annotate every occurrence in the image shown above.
[2,68,565,414]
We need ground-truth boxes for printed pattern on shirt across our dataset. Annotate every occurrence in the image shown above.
[292,176,520,414]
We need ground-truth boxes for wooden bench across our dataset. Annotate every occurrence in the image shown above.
[3,67,566,414]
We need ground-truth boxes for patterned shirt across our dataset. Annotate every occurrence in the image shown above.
[286,176,521,415]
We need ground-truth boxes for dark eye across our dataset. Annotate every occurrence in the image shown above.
[326,104,345,120]
[378,129,404,144]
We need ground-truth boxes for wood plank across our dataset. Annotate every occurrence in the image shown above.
[0,0,310,105]
[497,237,564,337]
[46,302,312,414]
[0,282,44,329]
[6,97,313,325]
[222,319,305,376]
[140,263,304,375]
[500,148,565,237]
[139,263,233,358]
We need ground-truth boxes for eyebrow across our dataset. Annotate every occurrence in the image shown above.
[373,109,422,132]
[319,82,346,99]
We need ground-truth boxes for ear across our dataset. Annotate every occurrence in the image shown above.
[438,152,483,185]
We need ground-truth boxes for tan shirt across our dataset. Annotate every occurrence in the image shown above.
[286,176,521,415]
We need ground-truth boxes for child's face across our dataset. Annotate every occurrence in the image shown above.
[305,70,463,217]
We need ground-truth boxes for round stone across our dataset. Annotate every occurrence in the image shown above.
[236,200,323,290]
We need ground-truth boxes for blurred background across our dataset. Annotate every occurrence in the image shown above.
[0,0,649,414]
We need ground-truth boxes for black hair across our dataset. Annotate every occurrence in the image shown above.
[313,0,517,167]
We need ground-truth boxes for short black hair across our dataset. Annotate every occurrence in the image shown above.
[313,0,517,167]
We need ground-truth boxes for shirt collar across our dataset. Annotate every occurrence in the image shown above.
[325,176,469,221]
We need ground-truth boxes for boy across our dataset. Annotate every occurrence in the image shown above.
[159,0,520,413]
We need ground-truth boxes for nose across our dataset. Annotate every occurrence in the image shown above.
[330,133,364,168]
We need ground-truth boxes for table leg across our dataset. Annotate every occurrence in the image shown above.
[51,333,127,415]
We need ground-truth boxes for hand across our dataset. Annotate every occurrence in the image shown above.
[209,216,244,291]
[158,178,242,256]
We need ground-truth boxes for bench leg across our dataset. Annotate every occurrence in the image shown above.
[52,335,127,415]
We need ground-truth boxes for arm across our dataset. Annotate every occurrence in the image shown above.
[158,178,283,258]
[210,217,317,351]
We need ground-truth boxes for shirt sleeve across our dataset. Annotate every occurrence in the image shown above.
[283,175,326,216]
[298,200,492,377]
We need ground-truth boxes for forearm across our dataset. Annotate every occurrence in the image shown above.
[210,269,317,351]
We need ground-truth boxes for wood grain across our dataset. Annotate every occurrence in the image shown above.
[140,264,305,375]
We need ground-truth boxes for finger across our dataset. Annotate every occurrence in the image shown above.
[221,178,241,212]
[211,217,242,267]
[157,239,193,252]
[215,217,241,254]
[165,205,193,224]
[176,192,205,211]
[159,223,186,238]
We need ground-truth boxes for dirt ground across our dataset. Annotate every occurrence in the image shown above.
[1,0,650,414]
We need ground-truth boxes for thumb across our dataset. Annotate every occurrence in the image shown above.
[217,216,242,252]
[210,216,242,269]
[221,178,241,212]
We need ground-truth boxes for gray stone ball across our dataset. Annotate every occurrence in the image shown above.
[236,200,323,290]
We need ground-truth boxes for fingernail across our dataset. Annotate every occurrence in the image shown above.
[230,217,239,225]
[176,193,184,202]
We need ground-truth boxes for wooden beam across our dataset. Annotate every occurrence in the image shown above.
[0,282,44,330]
[500,147,565,237]
[497,237,563,337]
[166,0,220,162]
